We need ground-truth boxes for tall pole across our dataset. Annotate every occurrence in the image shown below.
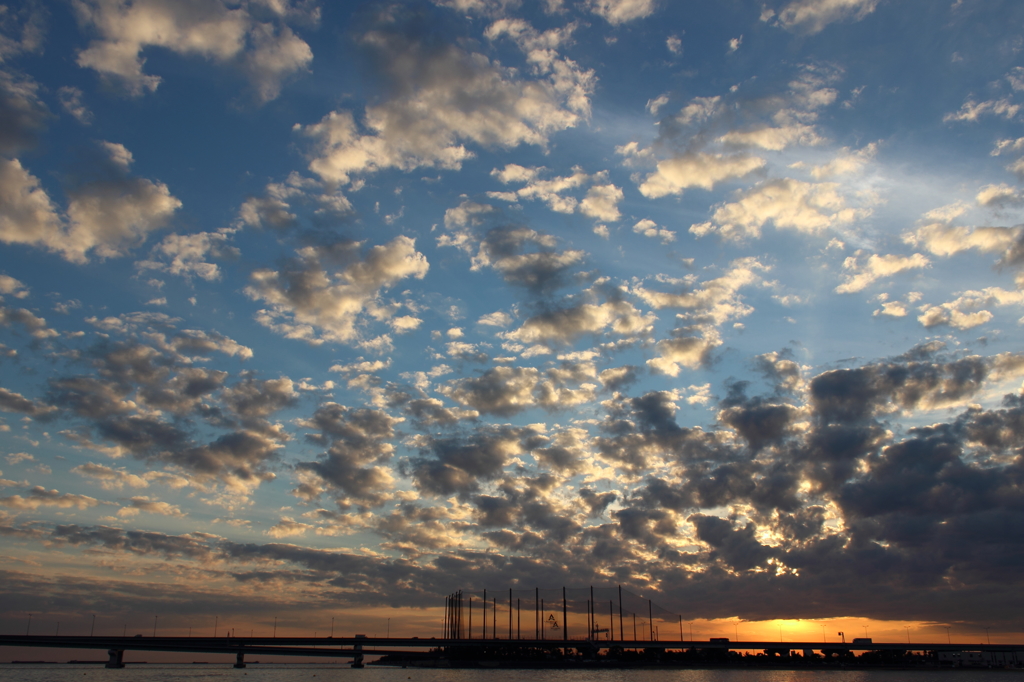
[633,613,637,641]
[562,587,568,642]
[618,585,624,641]
[508,589,512,640]
[649,600,653,641]
[469,595,472,640]
[535,588,539,640]
[541,599,545,640]
[589,586,594,639]
[608,601,613,641]
[517,598,521,640]
[483,589,487,640]
[679,615,683,641]
[492,598,496,640]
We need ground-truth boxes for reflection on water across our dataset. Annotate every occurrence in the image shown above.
[0,665,1020,682]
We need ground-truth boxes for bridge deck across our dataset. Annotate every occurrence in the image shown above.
[1,634,1021,658]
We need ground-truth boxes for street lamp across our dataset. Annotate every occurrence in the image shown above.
[944,626,951,645]
[985,627,991,645]
[904,626,911,644]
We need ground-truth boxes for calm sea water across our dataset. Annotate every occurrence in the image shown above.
[1,665,1022,682]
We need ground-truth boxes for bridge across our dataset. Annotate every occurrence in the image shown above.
[2,633,1022,668]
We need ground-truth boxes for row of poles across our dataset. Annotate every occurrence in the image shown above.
[443,587,670,642]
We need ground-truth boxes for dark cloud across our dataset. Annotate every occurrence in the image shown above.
[294,403,399,505]
[406,426,529,496]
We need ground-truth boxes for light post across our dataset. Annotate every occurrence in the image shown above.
[985,627,991,645]
[945,626,951,644]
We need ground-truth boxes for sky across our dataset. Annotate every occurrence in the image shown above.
[2,0,1024,648]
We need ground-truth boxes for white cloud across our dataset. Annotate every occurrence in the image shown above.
[647,327,721,376]
[810,142,878,178]
[73,0,312,101]
[666,36,681,55]
[902,222,1020,258]
[478,311,513,327]
[691,178,864,241]
[246,236,429,346]
[587,0,657,25]
[0,275,28,299]
[646,93,669,115]
[62,142,181,262]
[631,218,675,243]
[137,228,239,282]
[945,98,1020,123]
[639,153,766,198]
[976,183,1024,207]
[266,516,313,538]
[0,158,63,253]
[579,183,623,221]
[719,124,823,151]
[917,288,1024,331]
[488,165,623,221]
[0,486,99,510]
[634,257,768,326]
[303,28,593,185]
[1,143,180,263]
[444,200,495,230]
[116,495,185,518]
[775,0,880,34]
[835,251,930,294]
[506,299,654,345]
[57,86,92,124]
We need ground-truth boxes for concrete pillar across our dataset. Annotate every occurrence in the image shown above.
[233,651,246,668]
[105,649,125,668]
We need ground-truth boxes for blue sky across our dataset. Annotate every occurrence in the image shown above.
[3,0,1024,642]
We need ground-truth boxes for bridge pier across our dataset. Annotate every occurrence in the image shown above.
[233,651,246,668]
[105,649,125,668]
